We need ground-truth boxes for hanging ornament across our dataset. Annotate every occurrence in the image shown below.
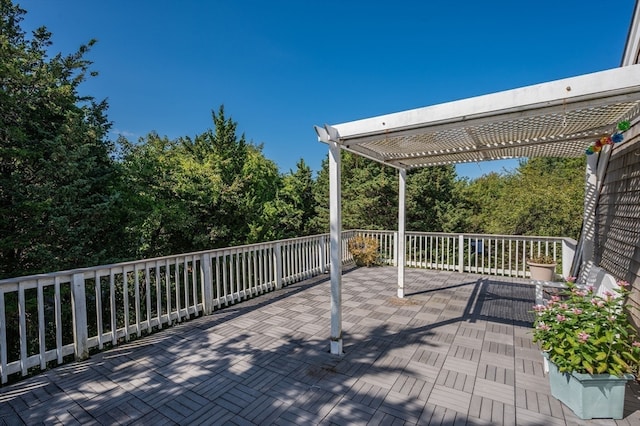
[618,121,630,131]
[611,132,624,143]
[585,121,630,156]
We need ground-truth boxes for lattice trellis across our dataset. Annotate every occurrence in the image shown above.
[349,100,640,169]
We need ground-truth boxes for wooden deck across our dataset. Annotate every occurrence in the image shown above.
[1,266,640,425]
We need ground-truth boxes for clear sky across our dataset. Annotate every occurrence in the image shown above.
[19,1,636,179]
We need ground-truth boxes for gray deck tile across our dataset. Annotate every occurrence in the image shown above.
[427,384,472,414]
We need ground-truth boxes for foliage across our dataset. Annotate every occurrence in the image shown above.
[309,153,461,234]
[348,235,380,267]
[528,255,556,264]
[253,159,315,241]
[453,158,586,239]
[406,165,463,232]
[532,279,640,377]
[455,172,507,233]
[479,158,586,239]
[119,106,280,258]
[0,0,122,278]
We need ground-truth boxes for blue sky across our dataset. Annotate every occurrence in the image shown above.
[20,1,636,179]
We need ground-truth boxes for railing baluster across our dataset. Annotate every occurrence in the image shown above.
[18,284,27,376]
[145,266,153,331]
[54,277,62,362]
[110,270,117,344]
[37,280,45,370]
[165,259,171,324]
[95,272,103,349]
[0,290,6,384]
[134,265,141,336]
[123,271,130,340]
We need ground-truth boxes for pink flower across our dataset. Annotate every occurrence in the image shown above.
[572,308,583,315]
[551,295,561,303]
[578,332,590,343]
[586,285,595,293]
[532,305,546,312]
[618,280,630,288]
[591,298,605,308]
[632,341,640,348]
[556,314,566,322]
[566,276,577,283]
[537,323,551,331]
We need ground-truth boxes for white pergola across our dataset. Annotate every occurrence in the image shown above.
[315,64,640,355]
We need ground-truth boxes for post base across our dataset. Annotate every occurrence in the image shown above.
[330,339,343,355]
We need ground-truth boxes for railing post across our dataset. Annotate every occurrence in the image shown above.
[202,253,213,315]
[71,273,89,361]
[458,234,465,273]
[275,242,283,289]
[562,238,577,280]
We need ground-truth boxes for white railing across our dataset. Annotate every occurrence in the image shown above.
[357,230,575,279]
[0,231,575,384]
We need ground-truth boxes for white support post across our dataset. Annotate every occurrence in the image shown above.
[329,140,343,355]
[397,169,406,298]
[573,154,600,276]
[202,253,213,315]
[71,272,89,360]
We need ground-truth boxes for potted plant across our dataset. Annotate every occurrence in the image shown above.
[347,235,380,267]
[527,254,557,281]
[532,278,640,419]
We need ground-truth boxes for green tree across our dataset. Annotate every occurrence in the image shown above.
[0,0,121,277]
[406,165,461,232]
[118,133,190,258]
[310,152,399,232]
[456,172,509,233]
[309,152,460,233]
[120,106,281,256]
[490,157,585,239]
[253,159,315,241]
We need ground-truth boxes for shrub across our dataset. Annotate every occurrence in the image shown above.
[528,255,556,264]
[348,235,380,267]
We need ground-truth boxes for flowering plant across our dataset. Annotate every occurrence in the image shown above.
[532,278,640,377]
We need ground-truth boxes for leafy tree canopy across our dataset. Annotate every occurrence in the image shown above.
[0,0,121,277]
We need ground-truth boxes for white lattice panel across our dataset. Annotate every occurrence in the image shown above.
[350,100,640,168]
